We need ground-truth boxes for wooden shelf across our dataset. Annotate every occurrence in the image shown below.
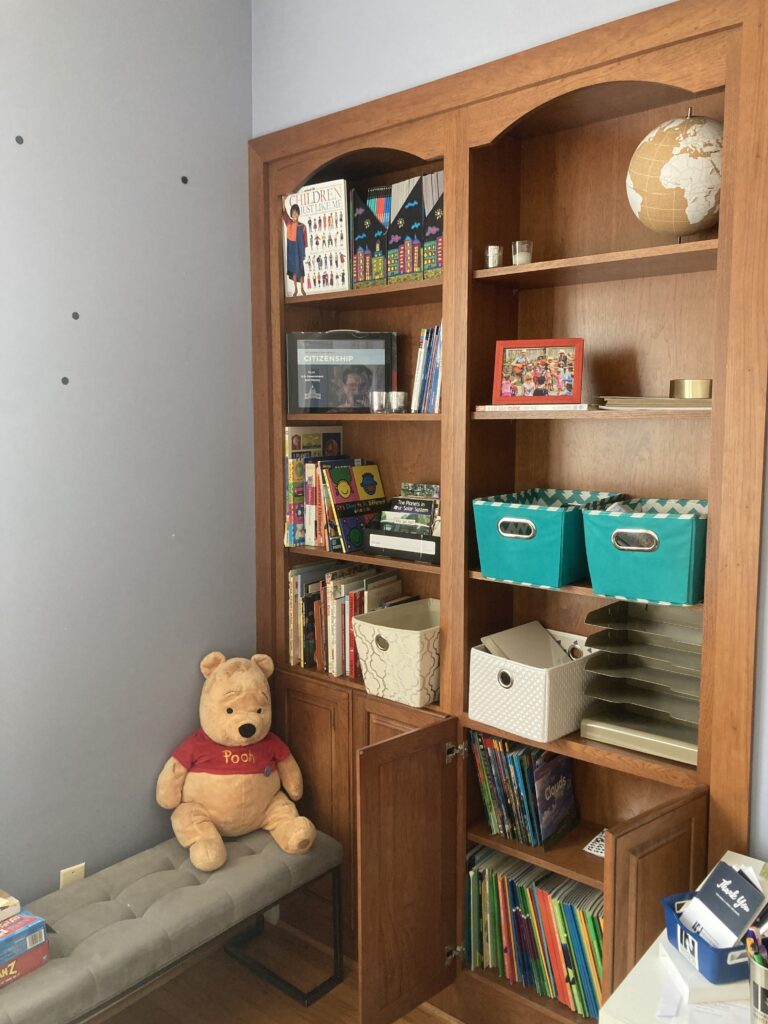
[276,662,367,693]
[473,239,718,289]
[467,968,582,1023]
[467,818,604,889]
[284,277,442,310]
[468,571,594,596]
[286,413,441,423]
[467,571,703,607]
[472,408,711,421]
[461,714,699,788]
[287,544,441,575]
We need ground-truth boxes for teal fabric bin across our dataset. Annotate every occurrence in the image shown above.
[472,489,622,589]
[583,498,708,605]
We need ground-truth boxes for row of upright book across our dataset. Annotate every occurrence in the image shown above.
[470,731,577,849]
[284,426,385,552]
[281,173,444,296]
[287,560,409,678]
[410,322,443,413]
[466,848,604,1019]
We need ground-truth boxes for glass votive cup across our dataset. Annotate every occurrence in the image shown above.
[387,391,408,414]
[370,390,388,413]
[484,245,504,269]
[512,240,533,265]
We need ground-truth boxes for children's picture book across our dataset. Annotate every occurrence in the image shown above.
[283,426,343,547]
[323,463,386,552]
[422,170,444,279]
[533,752,578,848]
[281,179,349,297]
[351,187,388,288]
[387,176,424,284]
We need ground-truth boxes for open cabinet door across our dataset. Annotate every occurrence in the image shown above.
[605,785,708,992]
[357,716,459,1024]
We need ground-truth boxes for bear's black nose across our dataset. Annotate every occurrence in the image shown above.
[239,723,257,738]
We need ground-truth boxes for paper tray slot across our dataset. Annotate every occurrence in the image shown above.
[587,630,701,675]
[585,679,700,725]
[587,653,700,699]
[586,601,702,651]
[581,709,698,765]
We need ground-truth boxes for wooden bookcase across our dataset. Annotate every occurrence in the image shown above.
[249,3,768,1022]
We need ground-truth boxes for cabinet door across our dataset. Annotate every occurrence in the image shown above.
[357,716,459,1024]
[274,671,353,935]
[353,691,443,749]
[605,785,708,992]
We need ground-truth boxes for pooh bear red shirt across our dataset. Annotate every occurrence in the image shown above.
[172,728,290,776]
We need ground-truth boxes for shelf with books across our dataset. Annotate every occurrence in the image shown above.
[460,713,699,789]
[287,544,441,576]
[472,239,717,290]
[286,413,441,424]
[471,408,711,421]
[285,277,442,310]
[467,817,605,889]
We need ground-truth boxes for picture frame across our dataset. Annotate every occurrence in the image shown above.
[491,338,584,405]
[286,330,397,413]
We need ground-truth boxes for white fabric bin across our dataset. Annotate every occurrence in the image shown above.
[468,643,592,741]
[353,598,440,707]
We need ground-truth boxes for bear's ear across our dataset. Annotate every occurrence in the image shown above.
[200,651,226,678]
[251,653,275,679]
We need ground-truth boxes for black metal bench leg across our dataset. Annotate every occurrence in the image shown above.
[224,866,344,1007]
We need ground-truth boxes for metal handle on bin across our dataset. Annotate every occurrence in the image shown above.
[497,517,536,540]
[497,669,513,689]
[611,528,660,552]
[375,634,389,652]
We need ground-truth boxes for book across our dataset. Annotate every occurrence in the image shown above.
[283,427,343,546]
[281,178,349,296]
[422,170,444,279]
[475,403,593,412]
[387,176,424,284]
[0,893,20,924]
[323,464,386,553]
[351,187,388,288]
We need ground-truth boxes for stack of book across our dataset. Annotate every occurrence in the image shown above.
[0,899,49,990]
[466,848,604,1019]
[284,426,386,553]
[470,731,577,848]
[287,560,409,678]
[410,322,443,413]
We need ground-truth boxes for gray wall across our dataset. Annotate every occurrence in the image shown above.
[252,0,768,859]
[1,0,254,903]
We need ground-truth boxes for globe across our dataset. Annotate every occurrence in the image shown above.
[626,115,723,235]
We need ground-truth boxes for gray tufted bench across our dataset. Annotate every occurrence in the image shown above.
[0,830,343,1024]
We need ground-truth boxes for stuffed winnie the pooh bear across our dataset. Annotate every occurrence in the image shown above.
[156,651,316,871]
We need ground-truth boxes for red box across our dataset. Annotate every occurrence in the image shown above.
[0,941,50,988]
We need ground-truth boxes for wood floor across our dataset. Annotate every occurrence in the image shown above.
[110,925,458,1024]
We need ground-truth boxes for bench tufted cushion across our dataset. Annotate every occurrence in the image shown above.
[0,830,342,1024]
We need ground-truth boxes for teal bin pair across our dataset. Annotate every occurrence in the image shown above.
[583,498,708,605]
[472,489,622,589]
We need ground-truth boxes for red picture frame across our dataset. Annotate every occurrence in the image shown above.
[491,338,584,405]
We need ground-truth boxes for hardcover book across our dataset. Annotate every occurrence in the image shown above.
[351,187,388,288]
[533,752,578,848]
[422,170,444,279]
[323,463,386,552]
[281,178,349,297]
[387,176,424,284]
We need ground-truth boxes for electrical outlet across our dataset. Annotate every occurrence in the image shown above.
[59,863,85,889]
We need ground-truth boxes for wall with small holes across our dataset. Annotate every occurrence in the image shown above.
[1,0,253,901]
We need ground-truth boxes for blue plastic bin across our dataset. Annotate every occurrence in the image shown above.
[472,489,622,589]
[662,891,749,984]
[583,498,708,605]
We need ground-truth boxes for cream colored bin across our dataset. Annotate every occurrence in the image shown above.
[468,644,592,742]
[353,598,440,707]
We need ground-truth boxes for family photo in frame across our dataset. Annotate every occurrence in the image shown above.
[491,338,584,405]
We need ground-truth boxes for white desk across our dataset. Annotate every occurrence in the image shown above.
[600,934,749,1024]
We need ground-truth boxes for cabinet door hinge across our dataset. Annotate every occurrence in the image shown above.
[445,945,465,964]
[445,741,468,764]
